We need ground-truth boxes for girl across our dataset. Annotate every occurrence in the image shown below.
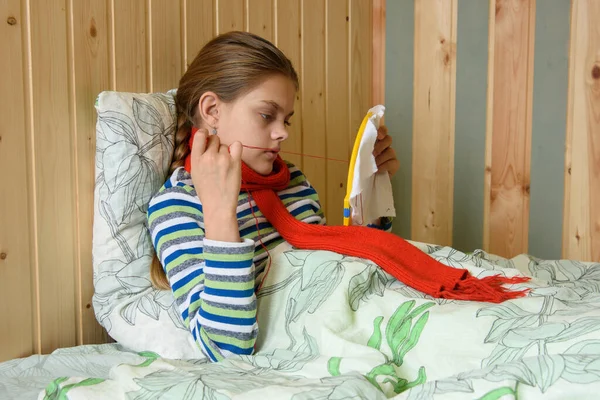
[147,31,399,362]
[147,31,527,364]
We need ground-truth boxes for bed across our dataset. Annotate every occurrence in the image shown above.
[3,245,600,399]
[2,90,600,400]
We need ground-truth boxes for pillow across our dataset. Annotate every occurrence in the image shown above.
[92,90,205,359]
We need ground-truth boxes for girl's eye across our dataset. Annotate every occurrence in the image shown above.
[261,113,291,127]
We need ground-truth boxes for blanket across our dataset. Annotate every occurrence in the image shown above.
[3,242,600,399]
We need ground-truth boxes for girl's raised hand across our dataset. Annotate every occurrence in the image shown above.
[373,125,400,177]
[190,129,243,242]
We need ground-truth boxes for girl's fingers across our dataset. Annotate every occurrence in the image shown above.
[205,133,221,152]
[192,129,208,156]
[375,147,396,167]
[228,141,243,163]
[373,134,393,157]
[377,125,388,140]
[378,158,400,176]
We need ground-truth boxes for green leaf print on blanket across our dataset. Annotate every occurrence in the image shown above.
[43,377,106,400]
[477,386,517,400]
[328,300,435,395]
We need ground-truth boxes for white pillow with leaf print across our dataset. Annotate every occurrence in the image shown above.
[92,89,205,360]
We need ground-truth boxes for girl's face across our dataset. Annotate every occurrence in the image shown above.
[209,74,296,175]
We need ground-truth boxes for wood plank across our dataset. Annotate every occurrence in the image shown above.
[563,0,600,262]
[0,0,34,362]
[349,0,372,143]
[528,0,570,260]
[246,0,273,42]
[185,0,214,69]
[486,0,536,258]
[114,0,147,92]
[301,0,327,215]
[276,0,303,169]
[72,0,111,345]
[325,0,349,226]
[30,0,77,353]
[385,0,414,239]
[217,0,244,34]
[411,0,457,246]
[150,0,182,92]
[347,0,373,225]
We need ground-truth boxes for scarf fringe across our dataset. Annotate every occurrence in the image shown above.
[438,275,531,303]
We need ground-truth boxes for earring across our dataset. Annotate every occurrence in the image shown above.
[211,127,217,135]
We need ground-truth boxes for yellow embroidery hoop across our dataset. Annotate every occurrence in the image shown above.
[343,110,375,226]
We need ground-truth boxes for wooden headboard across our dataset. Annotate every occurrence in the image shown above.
[0,0,378,363]
[1,0,598,364]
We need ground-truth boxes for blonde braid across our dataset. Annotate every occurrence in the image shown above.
[169,111,193,175]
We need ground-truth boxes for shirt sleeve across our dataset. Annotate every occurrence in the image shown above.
[367,217,394,232]
[147,182,257,362]
[286,163,327,225]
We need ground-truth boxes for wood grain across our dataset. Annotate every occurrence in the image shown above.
[563,0,600,262]
[411,0,457,246]
[246,0,273,42]
[71,0,111,345]
[30,0,78,353]
[301,0,327,214]
[350,0,373,142]
[217,0,244,34]
[325,0,349,226]
[151,0,182,92]
[348,0,374,223]
[486,0,536,258]
[114,0,147,92]
[185,0,214,69]
[276,0,303,169]
[0,0,374,360]
[0,0,34,362]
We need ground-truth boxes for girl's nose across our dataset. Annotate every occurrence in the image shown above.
[272,125,289,141]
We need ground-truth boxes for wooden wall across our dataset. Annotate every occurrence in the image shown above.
[386,0,600,263]
[0,0,374,362]
[2,0,598,365]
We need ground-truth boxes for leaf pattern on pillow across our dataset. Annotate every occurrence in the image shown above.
[92,91,183,335]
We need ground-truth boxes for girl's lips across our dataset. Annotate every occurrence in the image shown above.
[264,150,278,160]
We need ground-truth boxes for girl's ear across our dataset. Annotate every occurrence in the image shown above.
[197,91,221,128]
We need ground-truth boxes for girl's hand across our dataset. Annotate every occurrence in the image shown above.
[373,125,400,177]
[190,129,243,242]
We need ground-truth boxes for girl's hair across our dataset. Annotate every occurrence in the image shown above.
[150,31,299,290]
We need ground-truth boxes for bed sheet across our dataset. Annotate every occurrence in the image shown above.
[0,343,142,400]
[2,242,600,399]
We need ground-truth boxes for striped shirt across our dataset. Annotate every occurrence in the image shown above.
[147,162,392,361]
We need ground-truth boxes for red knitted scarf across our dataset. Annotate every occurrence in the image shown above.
[184,133,530,303]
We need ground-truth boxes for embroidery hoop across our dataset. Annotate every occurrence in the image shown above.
[343,109,376,226]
